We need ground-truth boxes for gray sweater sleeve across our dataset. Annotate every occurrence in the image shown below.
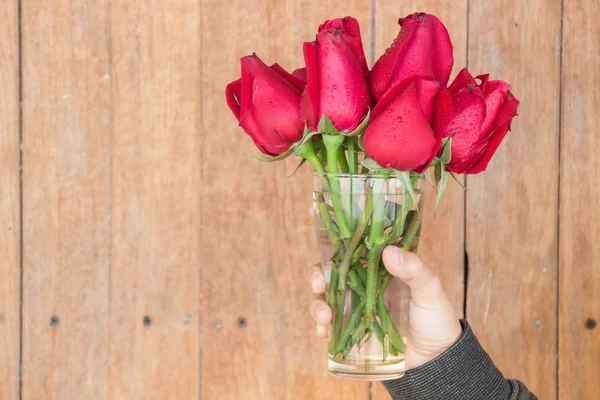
[383,321,537,400]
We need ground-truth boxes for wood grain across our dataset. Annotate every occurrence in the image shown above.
[0,1,20,399]
[200,1,371,398]
[371,2,467,398]
[466,1,561,398]
[559,0,600,396]
[20,1,111,398]
[108,2,201,399]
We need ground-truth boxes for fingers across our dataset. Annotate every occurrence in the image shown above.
[309,264,327,294]
[382,246,443,304]
[310,299,332,325]
[308,263,331,337]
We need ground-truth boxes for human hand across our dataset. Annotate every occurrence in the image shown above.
[309,246,462,369]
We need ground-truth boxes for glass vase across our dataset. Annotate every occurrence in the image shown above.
[312,172,424,381]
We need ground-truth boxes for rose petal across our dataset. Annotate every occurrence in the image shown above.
[225,79,242,120]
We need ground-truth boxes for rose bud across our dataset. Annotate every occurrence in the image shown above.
[225,54,306,156]
[433,68,520,174]
[363,77,443,172]
[369,13,454,102]
[301,16,371,133]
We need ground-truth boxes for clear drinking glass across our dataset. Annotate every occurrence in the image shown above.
[312,172,424,380]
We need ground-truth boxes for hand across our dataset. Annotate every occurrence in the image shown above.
[309,246,463,369]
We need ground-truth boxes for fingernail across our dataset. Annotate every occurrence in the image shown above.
[316,305,329,319]
[386,246,404,266]
[310,274,321,292]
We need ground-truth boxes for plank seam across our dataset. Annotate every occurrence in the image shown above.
[107,2,114,398]
[198,0,203,398]
[556,0,565,398]
[17,1,24,398]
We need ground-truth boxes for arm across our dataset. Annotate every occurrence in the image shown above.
[309,246,537,400]
[383,320,537,400]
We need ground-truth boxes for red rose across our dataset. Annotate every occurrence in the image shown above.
[301,17,371,133]
[363,77,443,172]
[433,68,520,174]
[369,13,454,102]
[225,54,306,156]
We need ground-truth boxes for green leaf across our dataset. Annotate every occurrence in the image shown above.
[360,158,384,171]
[383,334,390,362]
[440,137,452,165]
[423,170,435,189]
[344,109,371,137]
[318,114,339,136]
[385,188,413,244]
[393,170,416,205]
[251,129,320,162]
[450,171,467,190]
[287,157,307,177]
[434,163,441,191]
[435,166,449,214]
[383,200,400,228]
[250,147,295,162]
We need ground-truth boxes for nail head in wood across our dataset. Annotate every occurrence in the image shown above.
[143,316,152,326]
[585,318,597,330]
[237,317,247,328]
[50,316,59,326]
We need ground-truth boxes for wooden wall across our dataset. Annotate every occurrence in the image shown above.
[0,0,597,399]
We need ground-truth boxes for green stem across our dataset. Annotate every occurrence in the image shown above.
[323,135,352,240]
[348,269,366,298]
[335,300,365,354]
[328,268,339,313]
[373,321,398,357]
[365,243,384,330]
[368,177,388,244]
[337,147,349,173]
[399,196,424,251]
[342,319,366,359]
[337,194,374,298]
[377,291,389,334]
[347,137,358,174]
[378,294,406,354]
[299,142,342,250]
[365,176,388,330]
[356,266,367,286]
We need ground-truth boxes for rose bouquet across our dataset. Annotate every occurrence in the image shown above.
[226,13,519,380]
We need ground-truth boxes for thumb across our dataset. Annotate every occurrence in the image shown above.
[382,246,443,305]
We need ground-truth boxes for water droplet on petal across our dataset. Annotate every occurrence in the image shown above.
[326,85,330,89]
[397,116,403,123]
[268,101,272,106]
[333,84,338,90]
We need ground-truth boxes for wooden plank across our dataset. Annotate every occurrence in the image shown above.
[108,2,201,399]
[466,1,561,398]
[200,1,370,398]
[0,1,20,399]
[371,2,467,398]
[559,0,600,397]
[20,1,111,398]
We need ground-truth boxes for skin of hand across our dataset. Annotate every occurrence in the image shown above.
[309,246,463,370]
